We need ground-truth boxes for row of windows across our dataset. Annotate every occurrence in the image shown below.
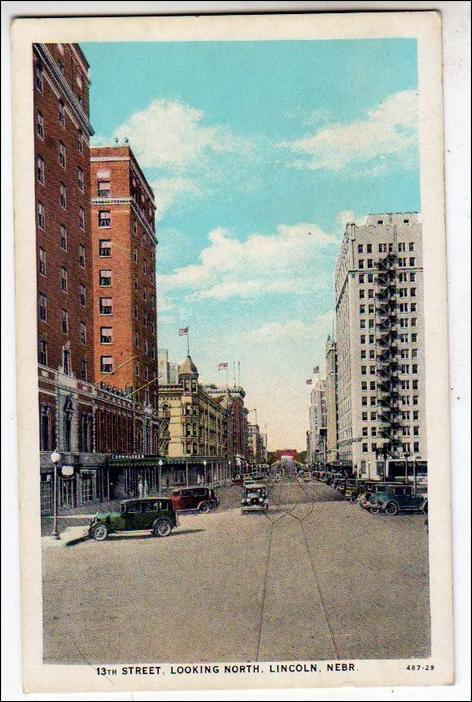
[98,238,155,271]
[38,340,88,380]
[361,441,421,454]
[359,257,416,269]
[36,152,84,190]
[361,425,420,437]
[361,409,420,422]
[360,317,418,329]
[358,241,415,255]
[100,356,155,380]
[360,332,418,345]
[38,231,86,264]
[37,201,85,231]
[35,108,84,152]
[35,61,84,109]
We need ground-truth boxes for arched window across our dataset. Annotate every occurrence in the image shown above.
[39,405,50,450]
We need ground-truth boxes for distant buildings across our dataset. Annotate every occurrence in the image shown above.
[307,370,327,466]
[205,385,250,473]
[325,336,338,463]
[247,423,265,465]
[158,348,178,385]
[334,213,426,479]
[158,356,230,484]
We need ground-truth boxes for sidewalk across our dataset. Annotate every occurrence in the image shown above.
[41,525,88,548]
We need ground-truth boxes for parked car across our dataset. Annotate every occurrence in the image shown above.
[170,486,219,513]
[241,483,269,512]
[232,475,243,485]
[344,478,366,502]
[363,485,427,515]
[89,497,179,541]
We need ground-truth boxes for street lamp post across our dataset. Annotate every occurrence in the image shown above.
[203,459,207,486]
[50,450,61,540]
[158,459,163,497]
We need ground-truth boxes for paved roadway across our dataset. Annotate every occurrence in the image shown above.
[42,466,430,664]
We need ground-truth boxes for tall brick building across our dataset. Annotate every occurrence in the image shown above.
[90,146,158,408]
[34,43,95,452]
[34,45,160,513]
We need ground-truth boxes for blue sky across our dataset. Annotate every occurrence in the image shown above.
[82,39,420,450]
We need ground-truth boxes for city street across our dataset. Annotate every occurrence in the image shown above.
[42,467,430,664]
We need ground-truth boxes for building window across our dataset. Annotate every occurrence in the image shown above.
[410,257,416,266]
[37,201,45,230]
[62,347,71,375]
[100,327,112,344]
[99,297,112,315]
[366,244,372,253]
[58,141,66,168]
[409,242,415,251]
[59,224,67,251]
[99,239,111,257]
[398,242,406,252]
[80,322,86,344]
[36,110,44,139]
[359,259,364,269]
[358,244,363,253]
[377,220,383,225]
[134,305,138,319]
[362,443,368,453]
[98,181,111,197]
[79,284,86,306]
[39,405,50,450]
[133,248,138,262]
[35,62,43,92]
[77,129,83,153]
[78,167,84,192]
[99,269,112,286]
[38,247,46,276]
[101,356,113,374]
[39,293,47,321]
[60,267,68,292]
[80,360,88,381]
[39,339,48,365]
[79,243,85,267]
[36,155,45,184]
[98,210,111,228]
[58,100,65,126]
[79,206,85,230]
[60,183,67,210]
[61,310,68,334]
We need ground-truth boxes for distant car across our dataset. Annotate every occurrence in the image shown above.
[89,497,178,541]
[170,486,219,513]
[241,483,269,512]
[232,475,243,485]
[364,487,427,515]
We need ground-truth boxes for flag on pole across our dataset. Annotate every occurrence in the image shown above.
[179,327,189,336]
[306,379,312,385]
[217,362,228,370]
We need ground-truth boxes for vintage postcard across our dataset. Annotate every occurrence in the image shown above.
[11,10,453,694]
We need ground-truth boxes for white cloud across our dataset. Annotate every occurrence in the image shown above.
[280,90,418,172]
[151,177,203,220]
[111,99,255,172]
[159,223,337,302]
[243,320,314,343]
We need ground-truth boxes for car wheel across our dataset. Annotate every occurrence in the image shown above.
[369,507,380,515]
[199,502,210,513]
[385,502,399,515]
[92,524,108,541]
[350,496,358,504]
[153,519,172,537]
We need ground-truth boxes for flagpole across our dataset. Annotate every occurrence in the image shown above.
[226,365,229,389]
[187,330,190,357]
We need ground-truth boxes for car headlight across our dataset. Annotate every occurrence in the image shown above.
[258,497,263,503]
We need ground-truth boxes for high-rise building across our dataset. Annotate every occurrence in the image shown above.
[90,145,158,407]
[34,43,95,451]
[307,372,327,466]
[334,213,427,479]
[247,423,264,465]
[325,336,338,463]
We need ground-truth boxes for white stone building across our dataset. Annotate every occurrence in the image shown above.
[307,371,327,466]
[334,213,427,479]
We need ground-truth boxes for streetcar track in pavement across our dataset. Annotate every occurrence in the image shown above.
[255,470,339,661]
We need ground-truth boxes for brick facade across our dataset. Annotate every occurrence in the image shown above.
[90,147,158,408]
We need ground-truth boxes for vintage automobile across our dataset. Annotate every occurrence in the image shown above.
[232,475,243,485]
[344,478,366,503]
[362,485,427,515]
[241,483,269,512]
[333,477,347,493]
[89,497,179,541]
[170,486,219,513]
